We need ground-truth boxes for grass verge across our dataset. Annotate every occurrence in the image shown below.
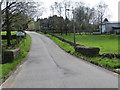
[0,34,31,84]
[38,32,120,73]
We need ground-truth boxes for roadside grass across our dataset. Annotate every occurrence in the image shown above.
[38,32,75,53]
[1,31,18,35]
[38,32,120,72]
[56,34,119,54]
[0,34,31,83]
[46,34,75,53]
[74,52,120,69]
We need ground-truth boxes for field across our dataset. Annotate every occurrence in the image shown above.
[56,34,119,54]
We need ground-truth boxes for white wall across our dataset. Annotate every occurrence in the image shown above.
[100,23,120,33]
[102,24,106,32]
[105,23,120,33]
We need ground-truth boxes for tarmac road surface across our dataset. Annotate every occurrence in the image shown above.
[2,31,118,88]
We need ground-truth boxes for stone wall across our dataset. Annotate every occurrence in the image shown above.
[2,48,20,64]
[100,53,120,59]
[2,35,17,39]
[75,45,100,57]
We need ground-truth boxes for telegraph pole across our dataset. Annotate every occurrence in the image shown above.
[66,7,76,46]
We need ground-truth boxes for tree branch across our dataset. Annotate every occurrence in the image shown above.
[2,2,16,14]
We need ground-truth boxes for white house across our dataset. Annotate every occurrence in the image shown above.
[99,19,120,34]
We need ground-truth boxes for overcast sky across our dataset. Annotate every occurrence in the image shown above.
[33,0,120,22]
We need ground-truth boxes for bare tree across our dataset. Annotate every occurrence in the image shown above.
[50,5,55,16]
[50,2,63,17]
[56,2,63,17]
[96,1,108,33]
[63,0,71,19]
[0,0,4,60]
[73,1,100,33]
[0,0,3,29]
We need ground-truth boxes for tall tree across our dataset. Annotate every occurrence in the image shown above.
[0,0,3,30]
[96,1,108,33]
[50,1,63,17]
[0,0,3,59]
[73,2,100,33]
[2,1,41,46]
[55,2,63,17]
[50,5,55,16]
[63,0,71,35]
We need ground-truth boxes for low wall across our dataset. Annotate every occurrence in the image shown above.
[75,45,100,57]
[2,35,17,39]
[100,53,120,59]
[2,35,25,40]
[2,48,20,64]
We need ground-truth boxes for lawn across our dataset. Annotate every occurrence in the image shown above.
[0,34,31,83]
[1,31,18,35]
[56,34,119,54]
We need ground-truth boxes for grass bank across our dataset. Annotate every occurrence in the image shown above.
[38,32,120,73]
[0,34,31,83]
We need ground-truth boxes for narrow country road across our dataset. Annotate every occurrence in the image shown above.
[2,31,118,88]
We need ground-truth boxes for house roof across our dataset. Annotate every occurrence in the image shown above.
[112,27,120,29]
[101,22,120,25]
[105,22,120,24]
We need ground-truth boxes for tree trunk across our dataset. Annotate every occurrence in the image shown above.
[100,16,103,34]
[60,29,63,35]
[6,2,11,46]
[65,24,67,35]
[6,30,11,46]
